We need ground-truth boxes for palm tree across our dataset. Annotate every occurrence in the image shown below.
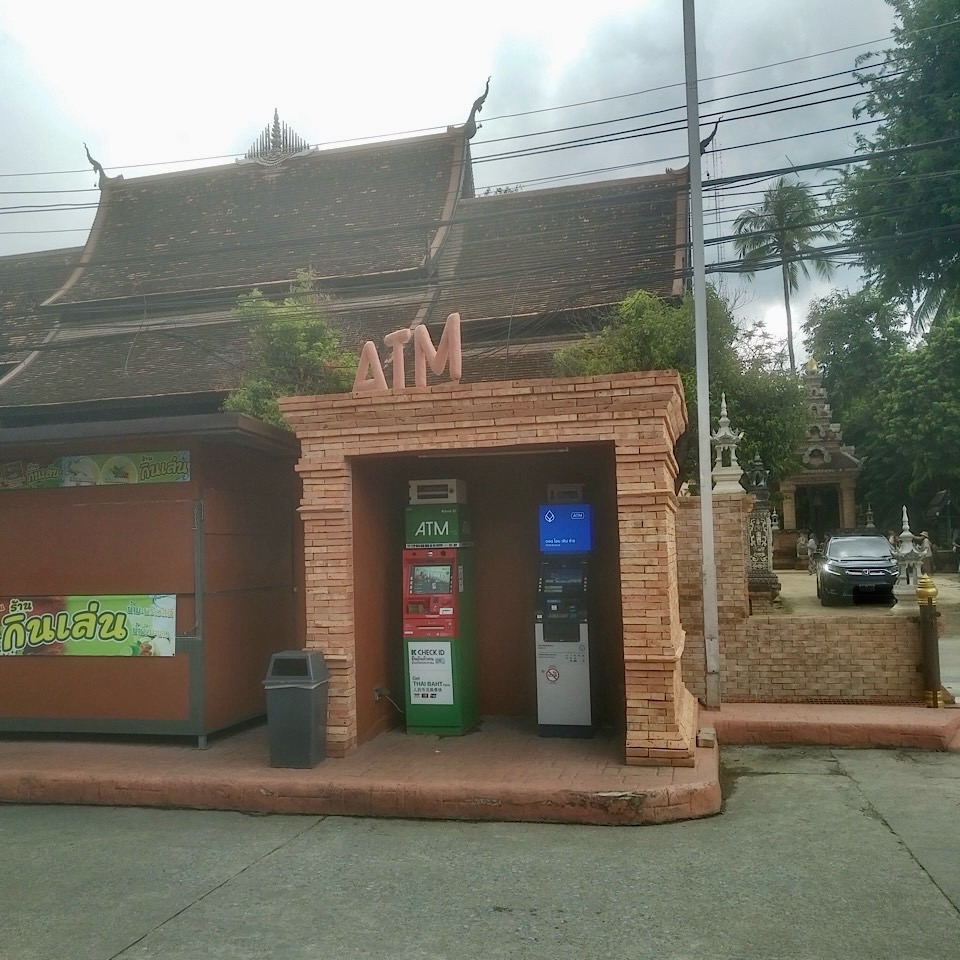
[733,177,838,374]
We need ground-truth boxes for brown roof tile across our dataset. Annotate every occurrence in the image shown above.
[0,152,688,417]
[0,289,438,409]
[0,248,81,360]
[0,321,248,409]
[424,170,688,325]
[47,131,465,307]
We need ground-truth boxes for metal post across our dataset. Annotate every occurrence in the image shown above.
[683,0,721,707]
[916,574,944,707]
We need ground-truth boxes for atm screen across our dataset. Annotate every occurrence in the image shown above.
[543,568,584,594]
[411,564,453,595]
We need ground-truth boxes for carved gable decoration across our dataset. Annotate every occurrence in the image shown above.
[238,109,314,167]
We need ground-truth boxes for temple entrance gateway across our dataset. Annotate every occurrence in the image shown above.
[774,361,863,568]
[794,484,842,538]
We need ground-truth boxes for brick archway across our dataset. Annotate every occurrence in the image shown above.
[281,372,697,766]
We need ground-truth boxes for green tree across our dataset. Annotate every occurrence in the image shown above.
[733,177,839,374]
[555,287,807,484]
[855,307,960,530]
[223,273,354,427]
[839,0,960,330]
[802,288,908,436]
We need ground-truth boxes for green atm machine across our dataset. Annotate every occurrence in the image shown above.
[401,480,478,735]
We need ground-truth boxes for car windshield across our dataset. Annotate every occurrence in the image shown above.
[826,537,894,561]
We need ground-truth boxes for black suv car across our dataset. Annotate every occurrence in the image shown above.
[816,534,899,605]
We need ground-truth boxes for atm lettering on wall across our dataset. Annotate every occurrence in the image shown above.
[353,313,462,394]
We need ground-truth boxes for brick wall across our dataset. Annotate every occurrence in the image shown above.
[281,372,698,765]
[676,494,751,637]
[722,615,922,701]
[677,492,923,703]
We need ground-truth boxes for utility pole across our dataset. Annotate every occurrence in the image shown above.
[683,0,721,707]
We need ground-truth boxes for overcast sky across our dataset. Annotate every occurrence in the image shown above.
[0,0,898,355]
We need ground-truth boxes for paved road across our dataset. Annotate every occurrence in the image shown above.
[2,747,959,960]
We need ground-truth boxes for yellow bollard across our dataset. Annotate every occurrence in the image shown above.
[916,574,945,708]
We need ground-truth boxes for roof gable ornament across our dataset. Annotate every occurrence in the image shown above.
[238,109,314,166]
[83,142,117,189]
[464,77,491,140]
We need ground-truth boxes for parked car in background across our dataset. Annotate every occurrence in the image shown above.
[816,534,899,605]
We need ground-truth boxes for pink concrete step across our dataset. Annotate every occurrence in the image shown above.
[710,703,960,749]
[0,719,721,826]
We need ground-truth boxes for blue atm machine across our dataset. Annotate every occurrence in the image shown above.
[534,503,595,737]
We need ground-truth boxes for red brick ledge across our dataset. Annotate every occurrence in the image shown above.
[710,703,960,750]
[0,746,721,827]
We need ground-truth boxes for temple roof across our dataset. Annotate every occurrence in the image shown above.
[0,248,82,357]
[0,315,242,417]
[45,129,467,310]
[0,125,690,423]
[425,170,687,327]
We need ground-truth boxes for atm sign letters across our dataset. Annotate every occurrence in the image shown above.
[353,313,462,394]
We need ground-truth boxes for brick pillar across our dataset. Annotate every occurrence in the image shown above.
[617,445,697,767]
[675,492,752,702]
[298,458,358,756]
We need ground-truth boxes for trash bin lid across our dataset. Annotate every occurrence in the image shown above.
[264,650,329,684]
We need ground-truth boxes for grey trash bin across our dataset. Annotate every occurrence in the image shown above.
[263,651,329,768]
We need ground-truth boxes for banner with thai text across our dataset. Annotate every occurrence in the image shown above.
[0,451,190,490]
[0,595,177,657]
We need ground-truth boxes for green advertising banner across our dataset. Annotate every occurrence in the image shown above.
[0,451,190,490]
[0,595,177,657]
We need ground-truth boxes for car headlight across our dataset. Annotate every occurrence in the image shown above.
[821,561,844,575]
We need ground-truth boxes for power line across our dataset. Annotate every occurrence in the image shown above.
[475,69,895,148]
[3,132,957,285]
[0,24,937,183]
[473,92,871,164]
[0,89,881,222]
[5,192,959,338]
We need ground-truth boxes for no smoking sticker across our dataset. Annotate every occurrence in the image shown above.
[545,667,560,683]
